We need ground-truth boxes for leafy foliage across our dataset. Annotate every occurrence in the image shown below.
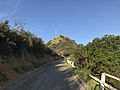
[21,64,34,72]
[0,20,58,57]
[13,67,23,73]
[0,73,7,82]
[0,20,60,83]
[48,35,120,89]
[85,35,120,89]
[47,35,78,57]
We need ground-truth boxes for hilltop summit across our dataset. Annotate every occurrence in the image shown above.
[47,35,78,57]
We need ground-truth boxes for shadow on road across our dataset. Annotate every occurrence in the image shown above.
[4,60,80,90]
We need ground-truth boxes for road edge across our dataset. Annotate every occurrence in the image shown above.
[73,74,90,90]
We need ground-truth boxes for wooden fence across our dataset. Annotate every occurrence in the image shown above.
[89,73,120,90]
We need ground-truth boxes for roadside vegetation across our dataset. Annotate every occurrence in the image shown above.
[47,35,120,89]
[1,20,119,89]
[0,20,60,85]
[0,73,7,83]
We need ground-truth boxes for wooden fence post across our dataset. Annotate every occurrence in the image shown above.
[100,73,106,90]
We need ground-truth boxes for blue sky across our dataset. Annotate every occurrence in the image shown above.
[0,0,120,44]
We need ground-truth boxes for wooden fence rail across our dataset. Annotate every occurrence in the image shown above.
[65,58,120,90]
[89,73,120,90]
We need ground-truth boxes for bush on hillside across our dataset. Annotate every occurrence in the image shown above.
[0,73,7,83]
[21,64,34,72]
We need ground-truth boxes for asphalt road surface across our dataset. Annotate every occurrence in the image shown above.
[5,59,80,90]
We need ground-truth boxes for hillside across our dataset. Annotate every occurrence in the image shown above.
[47,35,87,66]
[0,20,60,86]
[47,35,78,57]
[47,35,120,89]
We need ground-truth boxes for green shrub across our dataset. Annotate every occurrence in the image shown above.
[13,67,23,73]
[74,68,100,90]
[31,61,41,68]
[0,73,7,83]
[87,79,100,90]
[74,68,90,82]
[21,64,34,72]
[106,76,120,90]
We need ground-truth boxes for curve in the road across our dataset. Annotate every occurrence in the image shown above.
[5,60,80,90]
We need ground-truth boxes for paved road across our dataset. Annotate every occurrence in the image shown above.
[5,60,80,90]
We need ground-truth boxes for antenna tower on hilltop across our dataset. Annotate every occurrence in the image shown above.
[54,29,58,38]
